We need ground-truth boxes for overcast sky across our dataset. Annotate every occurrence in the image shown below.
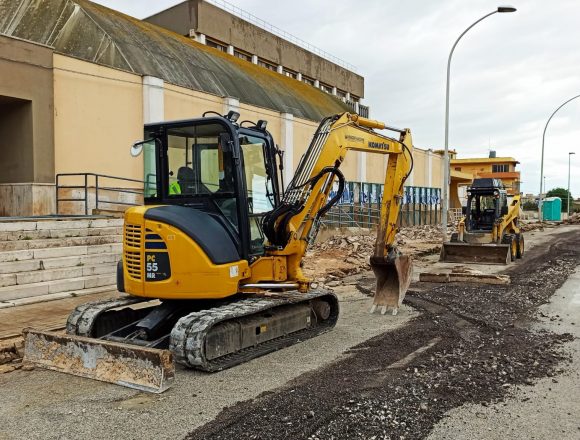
[93,0,580,196]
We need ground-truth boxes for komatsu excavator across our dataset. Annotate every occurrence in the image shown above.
[24,112,414,392]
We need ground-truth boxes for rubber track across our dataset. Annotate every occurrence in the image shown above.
[66,297,147,336]
[170,290,339,372]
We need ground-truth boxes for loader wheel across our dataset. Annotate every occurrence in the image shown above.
[516,234,524,258]
[502,234,517,262]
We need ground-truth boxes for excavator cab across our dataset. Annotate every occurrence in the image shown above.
[139,111,282,262]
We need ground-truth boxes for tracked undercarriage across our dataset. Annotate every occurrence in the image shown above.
[24,291,339,392]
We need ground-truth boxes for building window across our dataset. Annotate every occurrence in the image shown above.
[336,89,347,99]
[258,58,277,71]
[492,164,509,173]
[206,38,227,52]
[302,76,315,86]
[234,49,251,62]
[351,95,360,103]
[319,83,332,94]
[283,69,297,79]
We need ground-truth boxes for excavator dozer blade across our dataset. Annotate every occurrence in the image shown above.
[440,242,510,265]
[369,255,413,315]
[22,329,174,393]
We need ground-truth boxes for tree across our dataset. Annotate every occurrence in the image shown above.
[522,200,538,211]
[546,187,573,212]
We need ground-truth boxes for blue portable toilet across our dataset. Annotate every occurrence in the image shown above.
[542,197,562,221]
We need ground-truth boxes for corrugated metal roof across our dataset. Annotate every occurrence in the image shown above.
[0,0,350,121]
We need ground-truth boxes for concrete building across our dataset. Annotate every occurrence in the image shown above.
[0,0,444,218]
[451,152,521,195]
[145,0,367,116]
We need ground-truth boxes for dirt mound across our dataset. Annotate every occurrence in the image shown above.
[563,212,580,224]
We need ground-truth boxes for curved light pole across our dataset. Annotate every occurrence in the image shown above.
[568,152,575,217]
[442,6,517,236]
[538,93,580,221]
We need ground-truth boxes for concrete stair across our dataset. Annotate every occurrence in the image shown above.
[0,217,123,308]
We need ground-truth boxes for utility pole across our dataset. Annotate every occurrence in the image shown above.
[568,152,575,217]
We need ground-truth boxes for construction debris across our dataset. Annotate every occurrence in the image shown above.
[304,225,445,287]
[419,266,510,285]
[563,212,580,224]
[0,339,24,373]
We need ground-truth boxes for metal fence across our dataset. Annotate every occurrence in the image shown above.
[322,182,441,228]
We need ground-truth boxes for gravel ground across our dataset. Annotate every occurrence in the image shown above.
[186,227,580,440]
[428,268,580,440]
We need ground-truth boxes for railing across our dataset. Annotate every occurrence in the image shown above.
[358,104,370,118]
[56,173,146,215]
[205,0,357,72]
[322,183,442,229]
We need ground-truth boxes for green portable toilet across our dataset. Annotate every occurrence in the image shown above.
[542,197,562,221]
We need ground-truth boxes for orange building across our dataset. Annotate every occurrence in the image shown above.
[450,154,521,195]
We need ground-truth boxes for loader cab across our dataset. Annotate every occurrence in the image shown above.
[464,178,507,232]
[137,112,282,261]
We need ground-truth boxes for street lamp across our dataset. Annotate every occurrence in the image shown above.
[568,152,575,217]
[442,6,517,236]
[538,93,580,222]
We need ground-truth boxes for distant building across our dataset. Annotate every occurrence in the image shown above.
[145,0,368,116]
[450,151,521,195]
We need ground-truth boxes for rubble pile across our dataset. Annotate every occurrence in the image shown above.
[304,225,444,285]
[519,221,545,232]
[564,212,580,224]
[0,340,24,374]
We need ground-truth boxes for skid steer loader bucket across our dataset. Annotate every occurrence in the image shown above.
[23,329,174,393]
[369,254,413,315]
[440,242,510,265]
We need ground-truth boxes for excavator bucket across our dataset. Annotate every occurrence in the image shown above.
[22,329,174,393]
[369,255,413,315]
[440,242,510,265]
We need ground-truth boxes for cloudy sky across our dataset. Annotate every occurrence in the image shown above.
[93,0,580,196]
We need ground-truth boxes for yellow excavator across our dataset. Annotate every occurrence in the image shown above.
[440,178,524,264]
[24,112,414,392]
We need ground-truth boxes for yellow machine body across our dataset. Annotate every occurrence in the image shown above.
[123,206,249,300]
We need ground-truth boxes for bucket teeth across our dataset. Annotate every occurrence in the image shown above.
[369,253,413,315]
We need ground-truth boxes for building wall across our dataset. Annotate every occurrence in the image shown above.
[0,36,54,184]
[53,55,144,181]
[145,0,364,98]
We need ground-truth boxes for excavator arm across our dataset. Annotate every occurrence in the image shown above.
[261,112,414,313]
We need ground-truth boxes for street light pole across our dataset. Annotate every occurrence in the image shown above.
[538,93,580,222]
[442,6,516,236]
[568,152,575,217]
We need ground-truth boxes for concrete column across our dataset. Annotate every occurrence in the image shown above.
[296,72,302,81]
[189,31,206,44]
[427,149,433,187]
[142,76,164,123]
[332,86,337,96]
[277,65,284,74]
[223,96,240,115]
[358,153,367,183]
[345,92,351,101]
[227,45,234,55]
[314,79,320,88]
[281,113,294,188]
[251,55,258,64]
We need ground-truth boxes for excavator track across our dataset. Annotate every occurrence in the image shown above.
[171,290,339,372]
